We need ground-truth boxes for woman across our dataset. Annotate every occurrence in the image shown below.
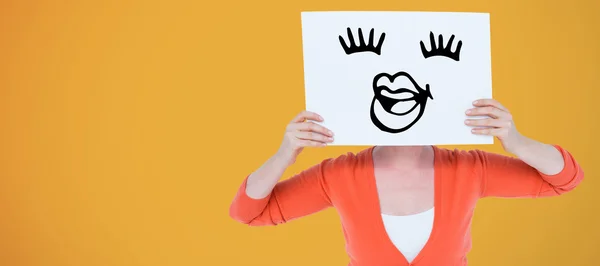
[228,99,584,266]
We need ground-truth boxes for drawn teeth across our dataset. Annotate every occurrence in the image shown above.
[391,101,417,114]
[381,91,413,100]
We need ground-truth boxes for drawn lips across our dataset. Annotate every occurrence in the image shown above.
[373,71,433,116]
[369,71,434,134]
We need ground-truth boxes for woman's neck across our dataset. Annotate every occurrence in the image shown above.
[373,145,433,170]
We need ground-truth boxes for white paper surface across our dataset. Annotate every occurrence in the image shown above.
[300,11,493,146]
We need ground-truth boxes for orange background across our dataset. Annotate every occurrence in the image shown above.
[0,0,598,265]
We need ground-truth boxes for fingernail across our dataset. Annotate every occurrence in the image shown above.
[328,137,334,141]
[465,120,470,124]
[473,100,478,104]
[466,109,471,114]
[329,130,334,136]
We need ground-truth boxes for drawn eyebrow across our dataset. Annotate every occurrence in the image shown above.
[419,32,463,61]
[339,27,386,55]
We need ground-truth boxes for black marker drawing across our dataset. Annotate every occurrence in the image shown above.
[339,27,386,55]
[420,31,462,61]
[370,71,434,133]
[336,28,461,134]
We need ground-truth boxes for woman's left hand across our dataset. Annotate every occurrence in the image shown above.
[465,98,524,153]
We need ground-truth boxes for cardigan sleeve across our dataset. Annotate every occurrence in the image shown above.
[228,155,349,226]
[474,145,584,198]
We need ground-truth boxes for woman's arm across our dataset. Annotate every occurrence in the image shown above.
[465,98,584,198]
[473,144,583,198]
[229,156,343,226]
[229,110,337,226]
[509,134,566,176]
[244,153,293,200]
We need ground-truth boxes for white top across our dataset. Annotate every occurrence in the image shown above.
[381,208,434,263]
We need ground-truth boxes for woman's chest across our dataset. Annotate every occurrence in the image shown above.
[331,170,480,264]
[374,169,435,216]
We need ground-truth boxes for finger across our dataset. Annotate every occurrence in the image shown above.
[295,131,334,143]
[290,110,323,123]
[465,118,511,128]
[289,121,334,137]
[466,106,510,119]
[471,127,507,136]
[297,139,327,147]
[472,98,508,112]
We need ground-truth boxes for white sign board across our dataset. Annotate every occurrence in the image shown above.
[300,11,493,146]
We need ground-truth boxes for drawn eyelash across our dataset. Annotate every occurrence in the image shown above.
[420,31,462,61]
[339,27,386,55]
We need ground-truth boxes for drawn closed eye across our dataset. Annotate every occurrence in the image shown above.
[339,27,386,56]
[420,31,463,61]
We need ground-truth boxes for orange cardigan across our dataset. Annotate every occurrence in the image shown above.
[229,146,584,266]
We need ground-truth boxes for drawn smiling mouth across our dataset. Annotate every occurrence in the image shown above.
[370,71,434,133]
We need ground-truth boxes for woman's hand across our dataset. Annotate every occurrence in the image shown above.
[276,110,334,167]
[465,99,524,154]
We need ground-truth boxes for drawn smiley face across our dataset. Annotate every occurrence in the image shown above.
[339,28,463,133]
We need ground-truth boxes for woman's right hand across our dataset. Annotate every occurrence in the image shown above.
[275,110,334,167]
